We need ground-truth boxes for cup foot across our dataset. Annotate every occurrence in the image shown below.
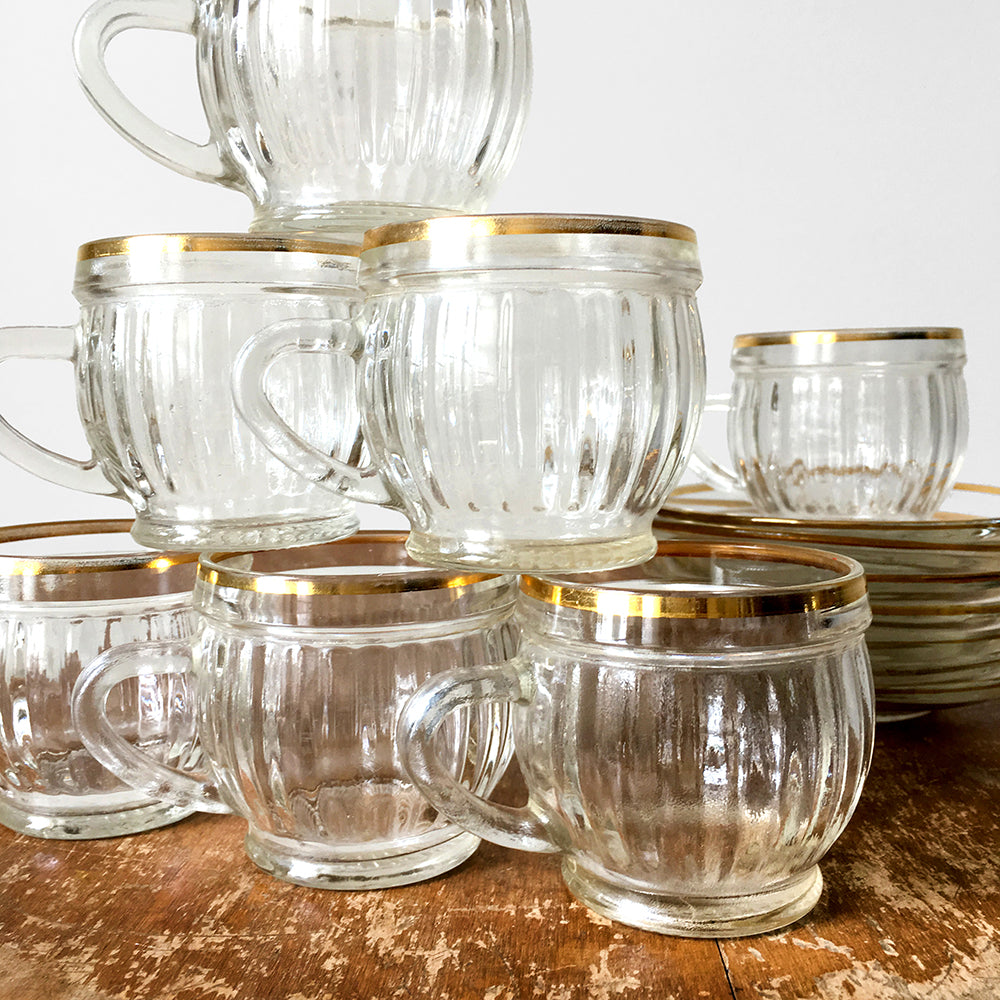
[249,203,467,246]
[0,794,193,840]
[561,859,824,938]
[131,511,360,552]
[405,531,658,573]
[244,828,481,890]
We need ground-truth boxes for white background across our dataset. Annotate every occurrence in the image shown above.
[1,2,998,531]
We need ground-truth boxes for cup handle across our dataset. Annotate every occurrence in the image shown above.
[685,391,745,493]
[0,326,122,496]
[232,317,401,509]
[72,639,230,814]
[398,662,559,855]
[73,0,234,186]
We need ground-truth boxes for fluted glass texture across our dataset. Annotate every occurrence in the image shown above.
[198,0,531,234]
[359,223,705,571]
[514,637,873,900]
[192,537,519,886]
[0,526,199,838]
[73,240,363,550]
[727,333,967,519]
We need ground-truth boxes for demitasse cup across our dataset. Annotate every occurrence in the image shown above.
[74,0,532,242]
[399,540,874,937]
[691,328,968,519]
[233,214,707,572]
[0,520,199,839]
[0,234,363,551]
[73,533,519,888]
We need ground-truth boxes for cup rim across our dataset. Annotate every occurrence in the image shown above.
[733,328,964,350]
[78,233,362,261]
[0,520,198,578]
[519,539,867,619]
[199,532,503,596]
[362,213,698,251]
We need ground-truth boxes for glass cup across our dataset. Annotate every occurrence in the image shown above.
[233,214,707,573]
[0,520,199,839]
[398,539,874,937]
[691,328,968,519]
[72,533,519,888]
[73,0,532,242]
[0,233,363,551]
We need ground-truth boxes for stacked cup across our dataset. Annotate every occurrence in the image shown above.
[0,1,882,941]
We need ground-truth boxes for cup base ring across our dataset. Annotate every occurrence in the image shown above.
[0,795,194,840]
[244,828,481,890]
[405,530,658,574]
[131,511,360,553]
[561,859,824,938]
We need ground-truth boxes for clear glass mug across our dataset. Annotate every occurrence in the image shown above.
[398,540,875,937]
[0,233,363,551]
[233,214,707,573]
[0,520,199,839]
[691,329,969,518]
[73,533,519,888]
[74,0,532,242]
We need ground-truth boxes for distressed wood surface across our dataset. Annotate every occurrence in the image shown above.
[0,702,998,1000]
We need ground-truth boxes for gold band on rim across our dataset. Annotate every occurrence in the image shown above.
[199,533,500,597]
[79,233,362,261]
[520,540,866,619]
[733,328,964,350]
[362,214,698,251]
[0,520,198,577]
[659,483,1000,541]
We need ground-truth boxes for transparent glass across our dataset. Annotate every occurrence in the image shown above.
[0,521,199,839]
[656,484,1000,717]
[234,215,707,573]
[73,533,519,889]
[74,0,532,242]
[0,234,363,551]
[693,330,968,519]
[399,540,875,937]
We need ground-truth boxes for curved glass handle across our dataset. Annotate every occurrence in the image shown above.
[686,391,744,493]
[72,639,230,815]
[232,317,400,509]
[397,663,558,855]
[73,0,234,185]
[0,326,121,496]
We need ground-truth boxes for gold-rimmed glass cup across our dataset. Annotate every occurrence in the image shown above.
[0,234,364,551]
[692,328,968,519]
[72,533,518,888]
[0,520,198,839]
[398,540,874,937]
[233,214,706,573]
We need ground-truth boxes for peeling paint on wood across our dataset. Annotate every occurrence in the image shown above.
[0,703,998,999]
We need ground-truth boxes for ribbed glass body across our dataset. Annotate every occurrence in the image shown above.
[728,332,968,519]
[73,237,363,550]
[201,0,532,236]
[398,540,874,935]
[0,523,198,839]
[514,607,873,907]
[359,220,706,572]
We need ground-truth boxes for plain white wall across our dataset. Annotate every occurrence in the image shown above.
[1,2,998,530]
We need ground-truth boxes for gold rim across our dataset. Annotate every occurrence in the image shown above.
[0,520,198,577]
[362,214,698,251]
[199,532,500,596]
[659,482,1000,541]
[520,540,866,619]
[733,328,963,349]
[79,233,362,261]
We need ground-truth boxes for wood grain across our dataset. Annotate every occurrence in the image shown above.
[1,703,998,999]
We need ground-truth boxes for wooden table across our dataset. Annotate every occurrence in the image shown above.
[1,702,998,1000]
